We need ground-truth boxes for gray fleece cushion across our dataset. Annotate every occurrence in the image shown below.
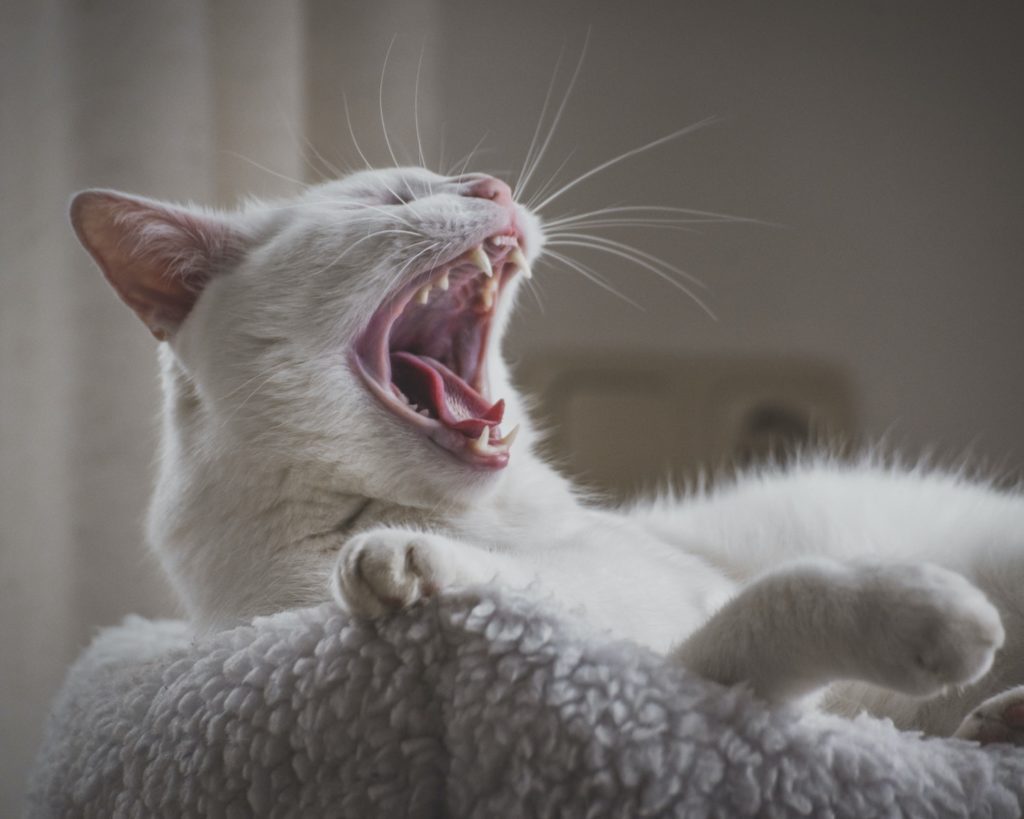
[26,589,1024,818]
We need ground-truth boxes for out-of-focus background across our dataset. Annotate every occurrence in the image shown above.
[3,0,1023,810]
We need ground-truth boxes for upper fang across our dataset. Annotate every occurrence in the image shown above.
[509,247,532,280]
[468,246,493,278]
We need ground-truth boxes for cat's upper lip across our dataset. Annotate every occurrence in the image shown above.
[351,231,528,469]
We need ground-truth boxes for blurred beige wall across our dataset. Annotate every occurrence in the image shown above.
[2,0,1023,812]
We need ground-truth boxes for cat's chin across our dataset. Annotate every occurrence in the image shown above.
[352,232,530,471]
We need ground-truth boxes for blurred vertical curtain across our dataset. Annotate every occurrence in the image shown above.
[0,0,306,809]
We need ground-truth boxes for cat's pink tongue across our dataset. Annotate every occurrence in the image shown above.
[390,352,504,437]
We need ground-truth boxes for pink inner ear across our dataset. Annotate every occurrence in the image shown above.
[70,191,243,341]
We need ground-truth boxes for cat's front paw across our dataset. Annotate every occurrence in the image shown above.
[332,529,456,617]
[954,685,1024,745]
[855,563,1004,697]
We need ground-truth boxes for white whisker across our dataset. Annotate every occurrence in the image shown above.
[517,31,590,203]
[513,47,566,200]
[223,151,306,190]
[546,231,708,290]
[524,149,576,212]
[343,95,374,171]
[545,235,716,318]
[413,45,432,199]
[310,231,428,280]
[543,249,644,310]
[449,132,491,178]
[379,35,402,169]
[532,117,720,213]
[543,219,699,232]
[545,204,769,227]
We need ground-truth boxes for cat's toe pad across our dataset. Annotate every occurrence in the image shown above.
[332,530,455,617]
[858,563,1004,697]
[954,686,1024,745]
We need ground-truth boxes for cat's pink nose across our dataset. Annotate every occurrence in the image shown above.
[464,177,514,207]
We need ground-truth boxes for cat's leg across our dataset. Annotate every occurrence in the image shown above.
[672,558,1004,704]
[332,527,519,617]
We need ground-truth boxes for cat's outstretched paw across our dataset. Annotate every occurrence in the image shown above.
[855,563,1004,697]
[332,529,456,617]
[954,685,1024,745]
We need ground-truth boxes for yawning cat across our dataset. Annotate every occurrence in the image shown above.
[70,166,1024,744]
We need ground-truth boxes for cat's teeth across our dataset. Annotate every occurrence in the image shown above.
[495,424,520,448]
[415,284,432,304]
[490,235,517,248]
[471,427,490,453]
[437,271,450,291]
[468,246,493,278]
[508,247,532,280]
[479,279,496,311]
[470,423,519,455]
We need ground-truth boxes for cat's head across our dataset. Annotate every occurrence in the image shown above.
[70,168,544,506]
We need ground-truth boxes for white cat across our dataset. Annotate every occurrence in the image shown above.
[70,167,1024,744]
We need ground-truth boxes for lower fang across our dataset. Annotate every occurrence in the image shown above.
[471,427,490,454]
[496,424,520,448]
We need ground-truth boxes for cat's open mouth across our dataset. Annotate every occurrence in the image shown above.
[352,233,529,469]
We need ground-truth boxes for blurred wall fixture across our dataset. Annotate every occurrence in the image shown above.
[518,354,857,500]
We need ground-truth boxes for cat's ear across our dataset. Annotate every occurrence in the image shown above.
[70,190,249,341]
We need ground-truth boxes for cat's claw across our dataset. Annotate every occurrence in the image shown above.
[332,529,456,617]
[853,563,1004,697]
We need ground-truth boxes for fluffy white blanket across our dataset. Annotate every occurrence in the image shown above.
[27,589,1024,817]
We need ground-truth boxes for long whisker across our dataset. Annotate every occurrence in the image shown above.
[524,149,576,211]
[341,202,416,228]
[344,94,408,206]
[273,101,337,183]
[379,35,402,169]
[246,201,413,229]
[532,117,720,213]
[437,126,447,179]
[392,240,443,281]
[223,151,307,190]
[413,46,428,172]
[543,249,644,309]
[545,236,716,318]
[545,219,700,233]
[513,46,565,200]
[517,30,590,203]
[546,231,708,289]
[545,204,769,227]
[309,231,428,280]
[343,95,374,171]
[303,136,345,180]
[521,275,546,314]
[449,133,491,178]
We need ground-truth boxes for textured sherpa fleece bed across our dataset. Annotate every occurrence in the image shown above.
[27,589,1024,818]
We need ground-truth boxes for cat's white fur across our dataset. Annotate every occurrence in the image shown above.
[71,167,1024,741]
